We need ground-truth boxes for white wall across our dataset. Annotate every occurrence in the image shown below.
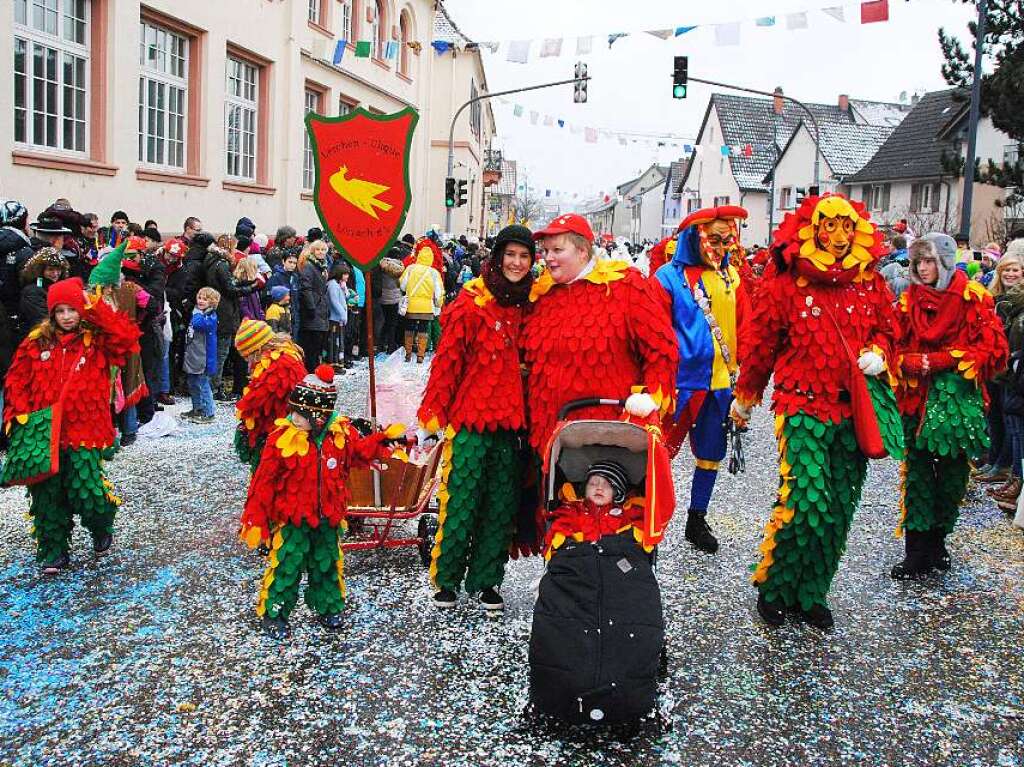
[769,125,839,237]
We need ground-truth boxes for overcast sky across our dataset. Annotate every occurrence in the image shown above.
[443,0,977,203]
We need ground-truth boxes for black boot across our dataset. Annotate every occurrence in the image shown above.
[319,613,345,631]
[40,551,70,575]
[756,593,785,626]
[261,615,289,639]
[890,530,933,579]
[684,510,719,554]
[929,528,951,572]
[799,603,834,631]
[93,533,113,555]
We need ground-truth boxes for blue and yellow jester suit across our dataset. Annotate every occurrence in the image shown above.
[654,206,750,553]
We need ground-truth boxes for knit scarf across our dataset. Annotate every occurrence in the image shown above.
[482,260,533,307]
[906,269,967,346]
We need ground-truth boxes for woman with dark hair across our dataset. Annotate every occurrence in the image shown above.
[418,225,535,611]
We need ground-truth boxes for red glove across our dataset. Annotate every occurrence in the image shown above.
[901,353,925,375]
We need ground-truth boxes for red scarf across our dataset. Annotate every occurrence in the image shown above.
[906,269,967,346]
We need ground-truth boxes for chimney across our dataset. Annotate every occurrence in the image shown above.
[773,87,784,115]
[838,93,850,112]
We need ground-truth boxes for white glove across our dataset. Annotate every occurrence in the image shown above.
[415,427,437,446]
[624,392,658,418]
[730,400,752,425]
[857,351,886,377]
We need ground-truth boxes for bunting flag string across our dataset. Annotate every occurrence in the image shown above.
[321,1,893,67]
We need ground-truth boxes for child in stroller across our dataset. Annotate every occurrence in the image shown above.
[528,399,674,727]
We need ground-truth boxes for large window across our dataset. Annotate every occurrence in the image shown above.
[367,2,380,58]
[308,0,320,23]
[338,96,356,117]
[469,80,481,138]
[225,56,257,180]
[302,88,320,190]
[339,0,352,39]
[779,186,794,210]
[866,183,891,212]
[910,182,941,214]
[138,20,188,169]
[13,0,90,153]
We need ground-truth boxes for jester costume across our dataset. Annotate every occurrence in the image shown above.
[891,234,1006,578]
[418,225,534,608]
[233,319,307,472]
[735,194,903,630]
[239,364,394,637]
[2,278,140,571]
[655,205,750,554]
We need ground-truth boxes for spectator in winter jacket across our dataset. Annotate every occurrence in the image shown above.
[0,200,34,316]
[235,257,265,321]
[203,242,257,399]
[182,216,202,245]
[378,252,404,353]
[265,226,300,270]
[264,252,301,338]
[297,240,330,370]
[399,243,444,363]
[183,287,220,423]
[327,263,349,365]
[19,248,69,339]
[265,285,293,335]
[235,217,257,252]
[880,234,910,299]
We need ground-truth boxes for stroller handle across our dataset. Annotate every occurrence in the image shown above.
[557,398,626,421]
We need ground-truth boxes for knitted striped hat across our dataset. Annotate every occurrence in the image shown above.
[234,318,273,357]
[587,460,629,504]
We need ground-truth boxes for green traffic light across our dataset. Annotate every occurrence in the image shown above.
[673,84,687,99]
[445,197,455,208]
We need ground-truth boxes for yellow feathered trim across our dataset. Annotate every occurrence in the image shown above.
[273,417,310,458]
[462,277,495,308]
[963,281,987,302]
[529,259,630,301]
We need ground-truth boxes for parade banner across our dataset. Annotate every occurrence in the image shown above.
[305,107,418,271]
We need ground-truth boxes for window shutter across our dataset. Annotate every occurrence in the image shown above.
[932,183,941,213]
[882,183,891,212]
[909,184,921,213]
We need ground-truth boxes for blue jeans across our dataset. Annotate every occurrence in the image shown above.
[211,336,231,393]
[1007,414,1024,478]
[187,374,214,417]
[119,405,138,437]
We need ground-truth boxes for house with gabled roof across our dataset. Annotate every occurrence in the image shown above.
[677,90,910,244]
[661,159,690,235]
[844,88,1017,241]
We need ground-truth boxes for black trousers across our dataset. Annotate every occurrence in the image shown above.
[299,329,328,371]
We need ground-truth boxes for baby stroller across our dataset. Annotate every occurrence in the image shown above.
[528,398,675,727]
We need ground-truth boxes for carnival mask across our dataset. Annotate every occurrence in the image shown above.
[815,216,855,259]
[698,220,738,269]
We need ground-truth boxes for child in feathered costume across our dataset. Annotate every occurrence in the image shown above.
[239,364,401,638]
[2,277,140,572]
[654,205,750,555]
[891,234,1006,578]
[233,318,307,472]
[733,194,904,631]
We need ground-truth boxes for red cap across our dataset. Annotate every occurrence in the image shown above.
[121,258,141,273]
[532,213,594,243]
[47,277,86,315]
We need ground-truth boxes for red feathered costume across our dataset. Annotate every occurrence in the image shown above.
[522,261,678,454]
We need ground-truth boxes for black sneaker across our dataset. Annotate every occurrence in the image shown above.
[798,604,834,631]
[685,510,719,554]
[194,414,214,424]
[479,587,504,612]
[93,533,113,555]
[319,613,345,631]
[261,615,290,639]
[41,552,70,575]
[120,432,137,447]
[756,593,785,626]
[432,589,457,608]
[180,409,198,419]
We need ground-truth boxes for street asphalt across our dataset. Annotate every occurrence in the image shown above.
[1,361,1022,767]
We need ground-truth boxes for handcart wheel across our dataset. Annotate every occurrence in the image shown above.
[417,514,439,567]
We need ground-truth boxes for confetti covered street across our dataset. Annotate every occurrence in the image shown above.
[1,362,1023,767]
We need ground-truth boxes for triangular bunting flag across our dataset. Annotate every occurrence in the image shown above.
[646,29,673,40]
[355,40,372,57]
[333,40,346,64]
[540,38,563,57]
[608,33,628,48]
[674,26,697,36]
[506,40,531,63]
[576,36,593,55]
[786,12,808,30]
[756,17,776,27]
[823,6,845,22]
[585,128,598,144]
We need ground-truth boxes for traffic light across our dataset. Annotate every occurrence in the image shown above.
[445,177,456,208]
[456,179,468,207]
[574,62,588,104]
[673,56,688,99]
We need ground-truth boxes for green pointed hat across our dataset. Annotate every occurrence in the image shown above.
[87,239,127,287]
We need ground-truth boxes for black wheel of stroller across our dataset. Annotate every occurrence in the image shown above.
[658,644,669,679]
[417,514,438,567]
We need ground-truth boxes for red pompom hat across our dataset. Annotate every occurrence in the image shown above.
[47,277,86,315]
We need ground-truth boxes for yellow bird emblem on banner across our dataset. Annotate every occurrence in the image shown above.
[329,165,393,219]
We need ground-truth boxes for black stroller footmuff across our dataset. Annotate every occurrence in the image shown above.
[529,533,664,725]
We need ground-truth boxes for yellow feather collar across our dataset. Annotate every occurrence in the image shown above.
[529,259,629,301]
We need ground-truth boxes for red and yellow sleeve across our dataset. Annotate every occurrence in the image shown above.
[733,272,788,407]
[85,296,141,367]
[626,274,679,415]
[417,292,472,430]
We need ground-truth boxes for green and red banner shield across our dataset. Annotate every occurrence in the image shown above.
[305,107,418,271]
